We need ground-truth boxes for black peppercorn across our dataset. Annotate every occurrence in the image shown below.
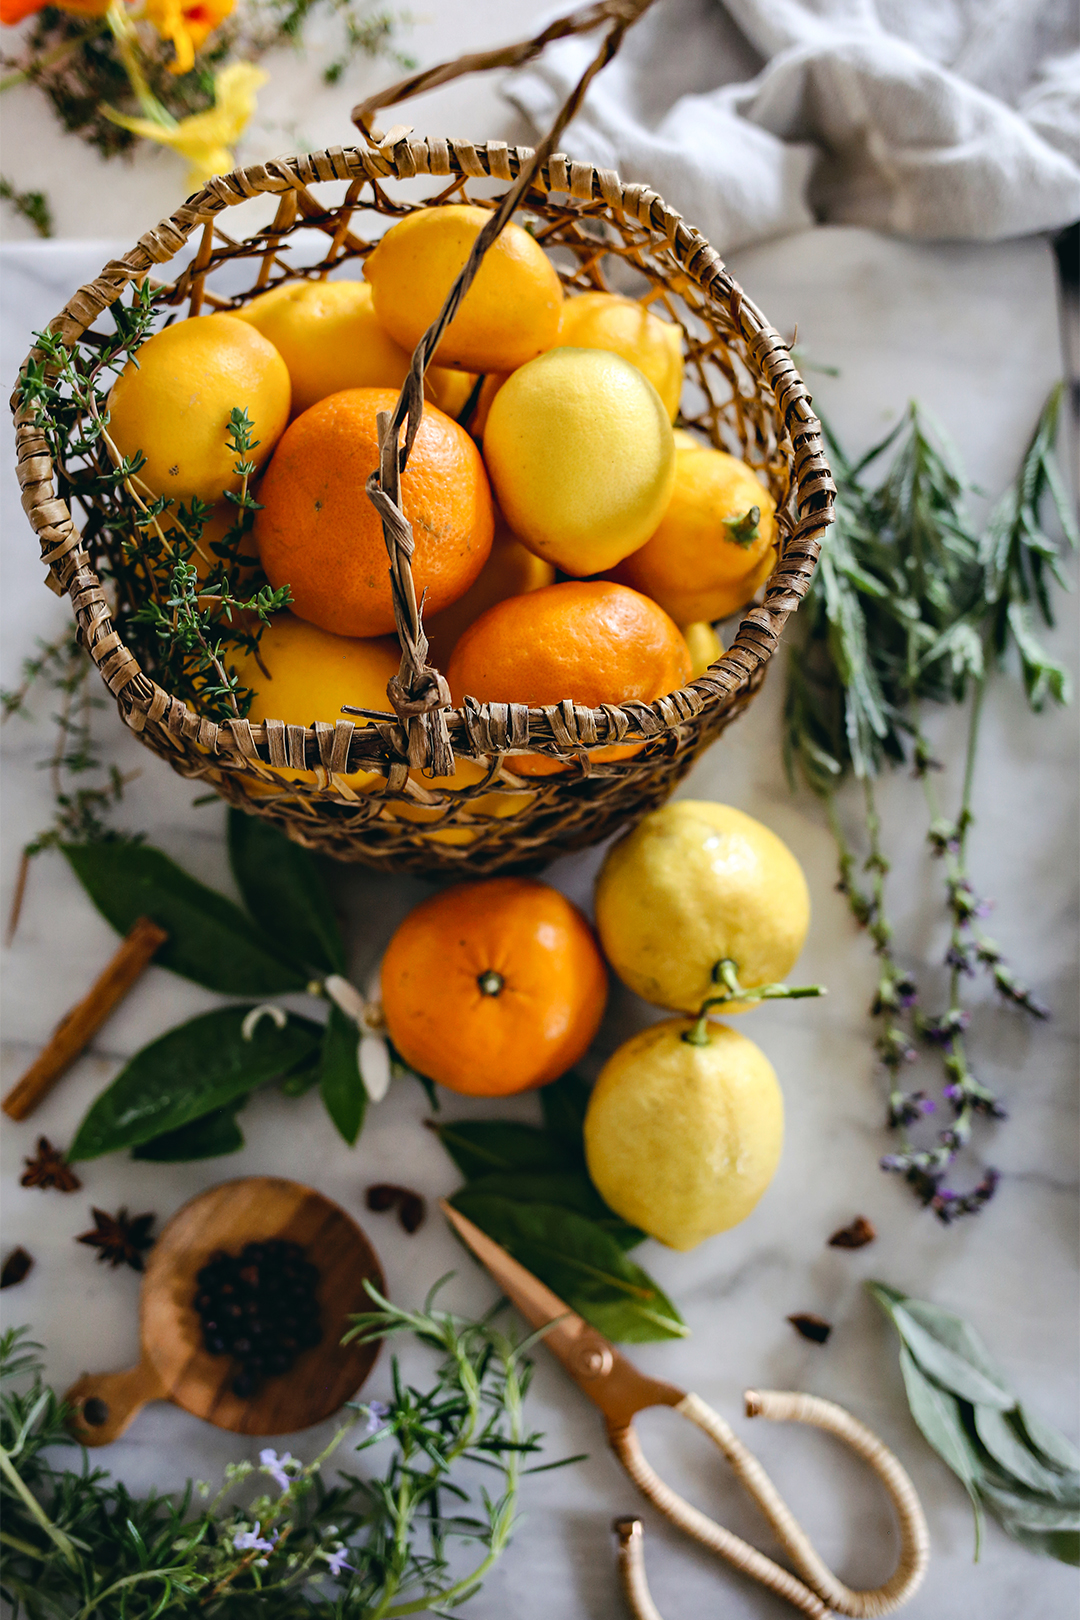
[192,1236,323,1399]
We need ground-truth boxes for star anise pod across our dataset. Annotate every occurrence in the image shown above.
[76,1207,156,1271]
[20,1137,81,1193]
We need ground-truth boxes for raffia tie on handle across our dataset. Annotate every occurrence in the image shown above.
[354,0,657,776]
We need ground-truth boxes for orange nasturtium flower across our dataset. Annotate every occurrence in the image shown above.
[143,0,233,73]
[0,0,108,26]
[105,61,266,188]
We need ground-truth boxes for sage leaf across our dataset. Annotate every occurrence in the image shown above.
[69,1007,322,1160]
[449,1191,686,1344]
[435,1121,567,1181]
[320,1003,366,1146]
[132,1100,246,1162]
[464,1171,644,1250]
[898,1345,985,1555]
[63,842,306,995]
[974,1407,1080,1502]
[999,1525,1080,1566]
[1019,1405,1080,1476]
[979,1482,1080,1537]
[227,809,345,976]
[867,1282,1013,1409]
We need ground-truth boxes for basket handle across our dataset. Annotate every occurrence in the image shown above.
[355,0,657,777]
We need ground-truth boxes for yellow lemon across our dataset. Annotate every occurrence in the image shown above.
[672,427,706,452]
[584,1017,784,1250]
[423,519,556,672]
[387,755,535,846]
[558,291,683,420]
[108,313,291,507]
[483,349,676,575]
[234,278,470,419]
[232,613,398,791]
[681,620,723,679]
[365,204,563,373]
[612,445,777,623]
[594,800,810,1014]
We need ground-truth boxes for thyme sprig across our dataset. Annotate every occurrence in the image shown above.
[0,1285,557,1616]
[785,385,1075,1219]
[18,308,289,722]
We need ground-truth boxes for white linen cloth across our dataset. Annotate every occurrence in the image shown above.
[506,0,1080,252]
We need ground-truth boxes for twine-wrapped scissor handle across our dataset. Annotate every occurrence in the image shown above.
[609,1389,929,1619]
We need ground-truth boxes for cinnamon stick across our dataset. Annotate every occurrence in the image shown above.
[2,916,168,1121]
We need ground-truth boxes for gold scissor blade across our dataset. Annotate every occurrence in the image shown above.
[440,1200,684,1428]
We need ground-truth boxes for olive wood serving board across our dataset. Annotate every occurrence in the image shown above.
[65,1175,384,1445]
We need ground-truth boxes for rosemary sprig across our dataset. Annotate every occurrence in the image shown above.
[785,385,1075,1219]
[0,1285,559,1616]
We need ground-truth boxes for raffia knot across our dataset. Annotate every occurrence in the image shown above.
[386,668,451,721]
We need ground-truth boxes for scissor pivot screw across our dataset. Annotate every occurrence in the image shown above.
[574,1341,614,1379]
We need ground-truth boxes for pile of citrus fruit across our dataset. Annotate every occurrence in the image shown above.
[378,799,812,1253]
[109,203,779,818]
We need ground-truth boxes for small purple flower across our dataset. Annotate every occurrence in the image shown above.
[365,1400,391,1435]
[233,1523,276,1554]
[324,1547,353,1577]
[259,1449,298,1493]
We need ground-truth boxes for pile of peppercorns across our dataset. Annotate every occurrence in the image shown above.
[193,1239,322,1398]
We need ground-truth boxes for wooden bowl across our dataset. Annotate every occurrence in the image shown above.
[65,1176,384,1445]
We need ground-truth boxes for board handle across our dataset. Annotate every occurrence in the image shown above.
[65,1360,165,1446]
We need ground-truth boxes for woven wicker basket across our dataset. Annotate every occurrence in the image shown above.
[13,140,834,874]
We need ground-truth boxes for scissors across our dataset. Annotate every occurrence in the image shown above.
[441,1202,929,1620]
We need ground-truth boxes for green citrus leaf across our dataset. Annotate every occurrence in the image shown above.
[449,1191,686,1343]
[463,1171,644,1249]
[132,1099,247,1161]
[538,1072,591,1158]
[227,808,345,975]
[435,1121,568,1181]
[63,841,306,995]
[69,1007,322,1160]
[320,1003,365,1146]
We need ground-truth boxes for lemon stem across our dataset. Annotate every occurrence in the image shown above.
[477,969,504,997]
[681,957,826,1045]
[723,505,760,549]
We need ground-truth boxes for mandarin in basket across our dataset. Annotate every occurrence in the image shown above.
[422,518,556,671]
[232,612,398,790]
[611,443,777,623]
[483,348,675,574]
[557,290,684,420]
[108,314,290,506]
[447,580,692,776]
[254,387,494,638]
[380,877,607,1095]
[365,204,563,373]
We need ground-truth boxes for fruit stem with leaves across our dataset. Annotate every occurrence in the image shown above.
[681,957,824,1047]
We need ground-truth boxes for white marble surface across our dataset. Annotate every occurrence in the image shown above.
[1,220,1078,1620]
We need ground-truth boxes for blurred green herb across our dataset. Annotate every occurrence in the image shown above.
[869,1282,1080,1564]
[0,1284,561,1615]
[785,386,1075,1219]
[0,175,53,237]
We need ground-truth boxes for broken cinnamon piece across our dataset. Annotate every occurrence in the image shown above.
[828,1216,877,1250]
[3,916,168,1121]
[788,1313,832,1345]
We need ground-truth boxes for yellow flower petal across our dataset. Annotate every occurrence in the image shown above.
[105,62,267,189]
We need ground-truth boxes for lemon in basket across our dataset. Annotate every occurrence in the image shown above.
[108,314,291,506]
[594,800,810,1014]
[233,613,397,791]
[483,349,676,574]
[584,1018,784,1250]
[365,204,563,373]
[558,290,683,420]
[612,443,777,623]
[234,279,474,419]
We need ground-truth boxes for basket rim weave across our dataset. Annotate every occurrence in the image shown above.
[12,138,835,781]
